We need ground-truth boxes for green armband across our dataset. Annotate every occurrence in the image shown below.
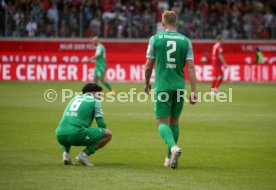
[96,117,106,129]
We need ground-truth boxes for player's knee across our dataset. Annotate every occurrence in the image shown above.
[170,117,179,125]
[105,129,112,141]
[156,118,170,126]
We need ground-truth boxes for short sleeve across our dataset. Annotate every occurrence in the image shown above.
[95,45,101,56]
[146,36,155,59]
[186,40,194,60]
[94,100,103,118]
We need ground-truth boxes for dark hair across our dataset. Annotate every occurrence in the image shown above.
[82,83,103,94]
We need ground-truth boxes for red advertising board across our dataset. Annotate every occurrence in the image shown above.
[1,62,275,82]
[0,40,275,82]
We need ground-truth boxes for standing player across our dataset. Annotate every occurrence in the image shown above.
[144,11,197,169]
[255,47,264,64]
[211,35,228,95]
[85,37,115,96]
[56,83,112,166]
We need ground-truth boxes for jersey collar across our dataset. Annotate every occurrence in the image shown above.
[165,30,176,32]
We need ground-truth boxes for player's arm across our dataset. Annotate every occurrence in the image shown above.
[145,58,155,94]
[94,100,106,128]
[186,40,197,104]
[187,60,197,104]
[144,36,155,94]
[218,51,227,67]
[96,117,106,129]
[84,46,100,63]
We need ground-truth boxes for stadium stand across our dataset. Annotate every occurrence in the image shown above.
[0,0,275,39]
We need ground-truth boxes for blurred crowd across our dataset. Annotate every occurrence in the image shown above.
[0,0,275,39]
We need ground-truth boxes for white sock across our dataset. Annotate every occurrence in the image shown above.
[171,145,178,153]
[81,152,88,157]
[63,152,69,156]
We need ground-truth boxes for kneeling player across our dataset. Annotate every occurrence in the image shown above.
[56,83,112,166]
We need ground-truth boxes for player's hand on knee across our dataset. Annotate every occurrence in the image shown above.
[105,129,112,140]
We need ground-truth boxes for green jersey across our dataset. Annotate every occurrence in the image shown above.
[56,94,104,135]
[256,51,264,64]
[146,30,194,91]
[95,43,106,70]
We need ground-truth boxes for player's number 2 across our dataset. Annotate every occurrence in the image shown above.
[69,99,83,111]
[167,41,176,62]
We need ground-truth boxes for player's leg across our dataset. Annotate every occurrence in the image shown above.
[100,77,113,92]
[83,129,112,154]
[94,76,99,84]
[166,90,184,169]
[75,128,111,166]
[157,118,176,150]
[165,92,182,164]
[157,117,178,167]
[166,117,180,162]
[155,91,179,167]
[97,68,111,90]
[95,129,112,149]
[211,77,217,91]
[211,67,219,94]
[94,68,101,84]
[98,69,115,96]
[56,134,73,165]
[167,117,181,169]
[215,68,224,90]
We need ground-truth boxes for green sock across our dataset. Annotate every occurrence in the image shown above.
[167,124,179,158]
[158,123,176,150]
[102,81,112,91]
[83,145,96,156]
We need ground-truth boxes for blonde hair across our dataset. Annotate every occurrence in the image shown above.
[162,11,177,27]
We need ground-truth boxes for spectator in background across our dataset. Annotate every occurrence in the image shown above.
[89,10,102,37]
[13,8,24,28]
[47,3,58,24]
[0,0,7,36]
[260,29,270,39]
[13,17,27,37]
[155,0,169,33]
[59,19,69,37]
[70,17,79,37]
[255,47,264,64]
[26,17,37,37]
[1,0,276,39]
[31,0,43,23]
[36,18,46,37]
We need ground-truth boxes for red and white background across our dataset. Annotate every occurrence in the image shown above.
[0,40,275,82]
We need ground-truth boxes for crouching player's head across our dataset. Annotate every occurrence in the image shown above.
[82,83,103,99]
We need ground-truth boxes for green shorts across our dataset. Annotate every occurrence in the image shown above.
[154,90,185,119]
[56,127,106,147]
[94,67,106,79]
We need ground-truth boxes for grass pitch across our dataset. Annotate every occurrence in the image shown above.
[0,82,275,190]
